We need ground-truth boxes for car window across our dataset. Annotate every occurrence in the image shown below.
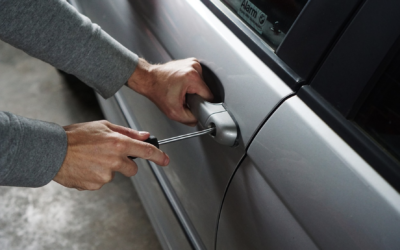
[221,0,308,50]
[354,50,400,162]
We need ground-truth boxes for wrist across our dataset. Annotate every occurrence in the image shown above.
[127,58,156,96]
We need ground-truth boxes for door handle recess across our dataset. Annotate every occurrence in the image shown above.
[187,94,238,147]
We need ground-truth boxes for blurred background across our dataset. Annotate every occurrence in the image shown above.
[0,40,161,250]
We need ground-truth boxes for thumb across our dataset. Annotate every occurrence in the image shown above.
[180,106,198,127]
[188,78,214,102]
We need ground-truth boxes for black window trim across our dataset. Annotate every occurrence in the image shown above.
[200,0,364,90]
[298,86,400,192]
[201,0,302,88]
[304,0,400,192]
[310,0,400,118]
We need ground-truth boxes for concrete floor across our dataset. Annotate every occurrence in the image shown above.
[0,41,162,250]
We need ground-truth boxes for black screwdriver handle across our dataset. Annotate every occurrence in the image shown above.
[144,135,160,149]
[128,135,159,160]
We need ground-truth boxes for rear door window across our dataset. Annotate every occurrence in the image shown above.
[222,0,308,49]
[354,51,400,161]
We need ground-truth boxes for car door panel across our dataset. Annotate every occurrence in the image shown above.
[95,95,192,250]
[119,86,244,249]
[74,0,292,248]
[128,0,293,146]
[217,156,318,250]
[217,96,400,249]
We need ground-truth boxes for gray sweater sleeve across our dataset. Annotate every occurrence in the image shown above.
[0,0,139,187]
[0,0,139,98]
[0,112,67,187]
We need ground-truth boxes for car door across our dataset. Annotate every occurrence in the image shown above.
[217,0,400,248]
[69,0,370,248]
[71,0,292,249]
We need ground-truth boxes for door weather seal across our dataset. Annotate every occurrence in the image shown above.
[114,91,206,250]
[214,92,296,250]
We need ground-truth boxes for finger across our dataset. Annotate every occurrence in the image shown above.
[191,61,203,76]
[187,77,214,102]
[77,181,103,191]
[180,106,198,126]
[106,122,150,141]
[187,57,200,63]
[125,138,170,166]
[119,158,139,177]
[164,101,198,126]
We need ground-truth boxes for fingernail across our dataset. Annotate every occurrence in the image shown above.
[139,131,149,136]
[164,154,170,166]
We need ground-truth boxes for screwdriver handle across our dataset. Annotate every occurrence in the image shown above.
[128,135,159,160]
[144,135,160,149]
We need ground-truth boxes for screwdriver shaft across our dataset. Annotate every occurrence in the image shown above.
[128,127,215,160]
[158,127,215,145]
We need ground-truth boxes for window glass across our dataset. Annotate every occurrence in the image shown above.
[354,51,400,161]
[221,0,308,50]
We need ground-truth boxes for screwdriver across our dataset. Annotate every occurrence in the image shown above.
[128,127,215,160]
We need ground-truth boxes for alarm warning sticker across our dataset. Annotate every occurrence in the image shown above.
[238,0,267,34]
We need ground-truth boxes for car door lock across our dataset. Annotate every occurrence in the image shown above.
[187,94,238,147]
[128,94,238,160]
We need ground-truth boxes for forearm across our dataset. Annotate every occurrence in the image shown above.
[0,112,67,187]
[0,0,138,98]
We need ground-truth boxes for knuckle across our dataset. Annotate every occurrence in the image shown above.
[106,132,119,142]
[90,184,103,191]
[144,144,155,158]
[191,61,200,68]
[167,109,180,121]
[110,159,121,170]
[130,165,138,177]
[168,113,178,121]
[114,142,124,152]
[85,180,104,190]
[102,174,113,184]
[110,136,126,152]
[186,68,198,77]
[125,162,138,177]
[80,183,97,191]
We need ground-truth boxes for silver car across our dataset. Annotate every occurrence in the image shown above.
[69,0,400,249]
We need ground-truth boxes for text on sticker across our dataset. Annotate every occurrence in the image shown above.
[238,0,267,34]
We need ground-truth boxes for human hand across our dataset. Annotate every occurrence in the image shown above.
[53,120,169,190]
[127,58,214,126]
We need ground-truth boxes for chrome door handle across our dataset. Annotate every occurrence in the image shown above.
[187,94,238,146]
